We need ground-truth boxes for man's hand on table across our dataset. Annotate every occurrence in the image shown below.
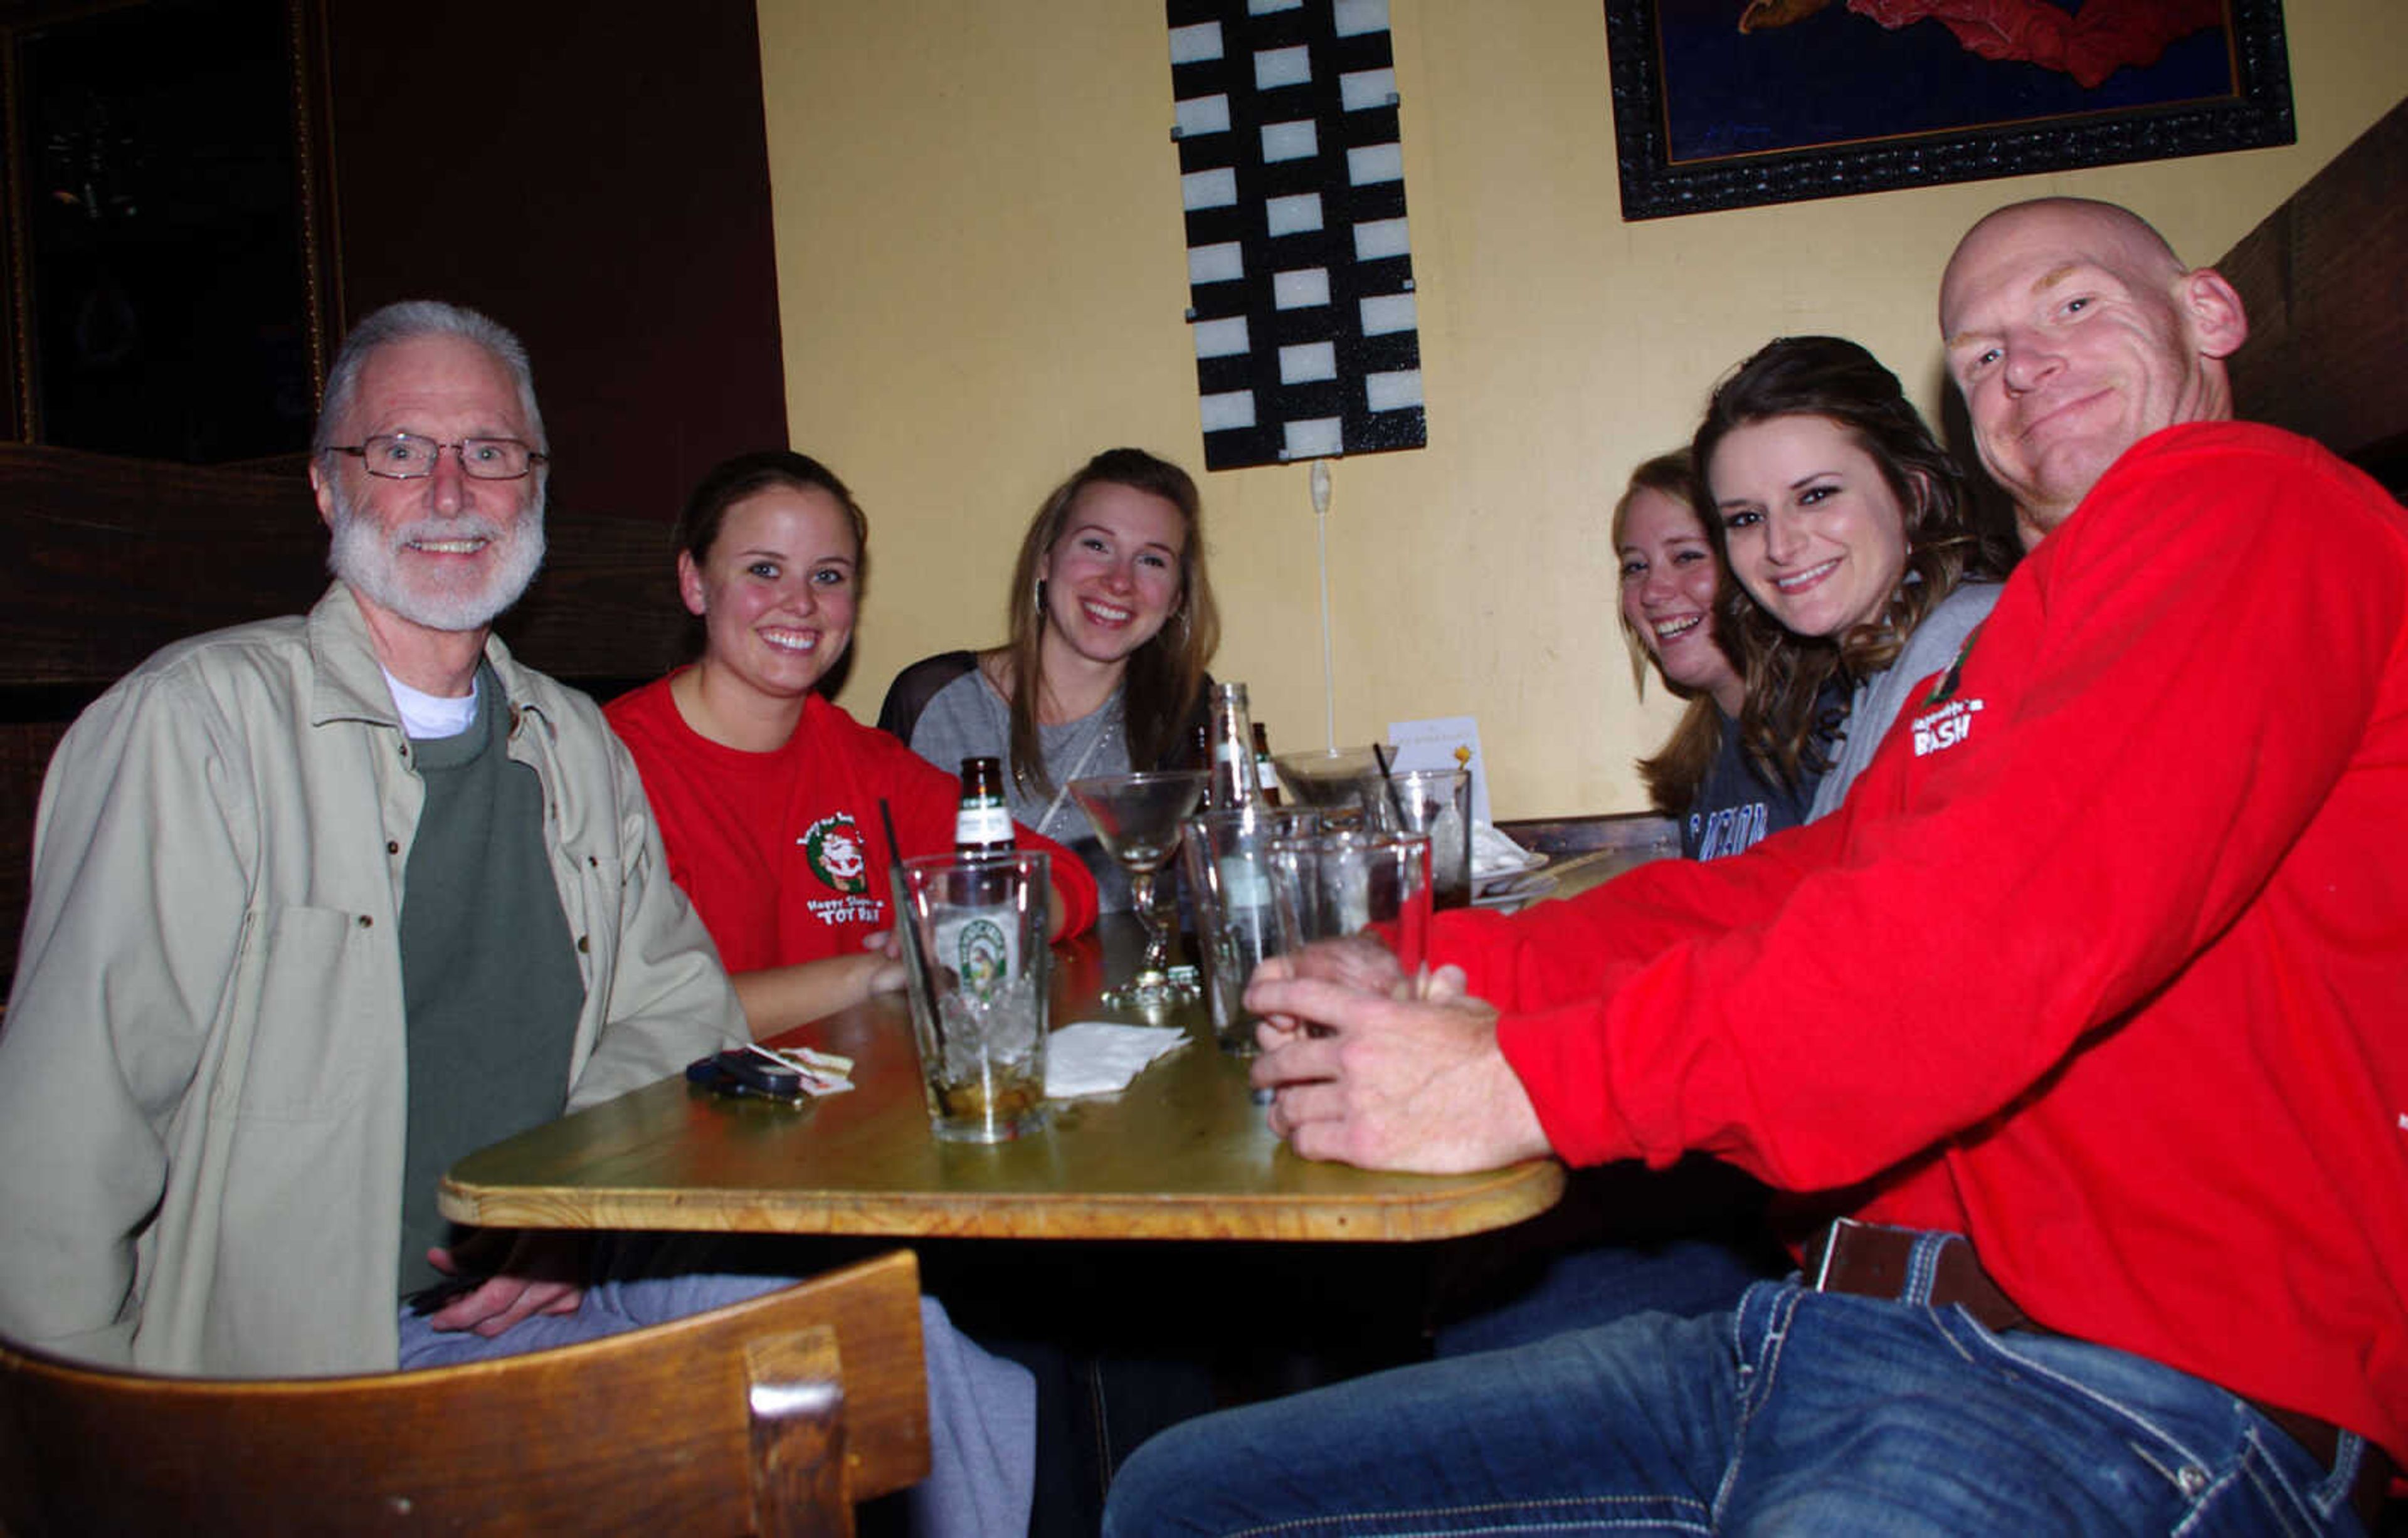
[1244,940,1551,1174]
[422,1229,590,1337]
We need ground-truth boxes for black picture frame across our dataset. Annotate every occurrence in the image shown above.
[1605,0,2294,221]
[1,0,339,459]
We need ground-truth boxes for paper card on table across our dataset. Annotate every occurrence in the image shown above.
[1385,714,1489,825]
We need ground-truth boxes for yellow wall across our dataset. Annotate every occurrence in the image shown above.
[756,1,2407,818]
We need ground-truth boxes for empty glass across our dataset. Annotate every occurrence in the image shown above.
[1265,829,1432,989]
[1181,805,1323,1053]
[1365,767,1473,909]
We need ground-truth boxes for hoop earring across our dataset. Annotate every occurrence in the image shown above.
[1033,578,1047,618]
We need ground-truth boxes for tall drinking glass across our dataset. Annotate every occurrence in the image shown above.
[894,851,1053,1142]
[1365,767,1474,909]
[1266,829,1432,991]
[1181,805,1323,1053]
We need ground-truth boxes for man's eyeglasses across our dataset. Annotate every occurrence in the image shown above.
[327,433,547,481]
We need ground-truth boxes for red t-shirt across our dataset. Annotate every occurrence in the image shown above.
[1435,423,2408,1461]
[605,675,1097,973]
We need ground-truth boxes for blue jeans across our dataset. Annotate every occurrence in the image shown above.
[397,1245,1035,1538]
[1434,1236,1772,1356]
[1104,1278,2376,1536]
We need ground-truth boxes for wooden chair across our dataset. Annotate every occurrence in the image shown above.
[0,1249,929,1537]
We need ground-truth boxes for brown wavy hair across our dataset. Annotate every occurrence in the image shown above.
[1613,450,1729,818]
[996,448,1218,799]
[1691,336,2016,786]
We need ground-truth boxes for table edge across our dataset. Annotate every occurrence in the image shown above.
[440,1157,1565,1243]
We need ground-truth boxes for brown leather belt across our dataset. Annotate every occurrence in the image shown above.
[1802,1221,2394,1528]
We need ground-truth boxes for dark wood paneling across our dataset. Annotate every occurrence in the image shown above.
[2221,97,2408,493]
[0,445,323,685]
[0,443,319,987]
[322,2,791,532]
[492,510,691,686]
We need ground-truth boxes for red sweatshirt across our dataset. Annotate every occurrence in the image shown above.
[1436,423,2408,1460]
[606,677,1097,974]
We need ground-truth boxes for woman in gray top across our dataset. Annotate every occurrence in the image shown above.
[879,448,1219,909]
[1694,336,2020,814]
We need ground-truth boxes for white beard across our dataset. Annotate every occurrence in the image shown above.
[327,480,547,633]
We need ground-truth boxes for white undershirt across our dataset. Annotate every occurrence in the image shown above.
[381,666,478,740]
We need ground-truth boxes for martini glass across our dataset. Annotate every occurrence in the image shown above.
[1067,771,1209,1006]
[1270,745,1393,829]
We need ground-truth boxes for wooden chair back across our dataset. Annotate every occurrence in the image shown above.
[0,1249,929,1537]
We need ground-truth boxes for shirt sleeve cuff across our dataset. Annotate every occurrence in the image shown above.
[1494,998,1641,1168]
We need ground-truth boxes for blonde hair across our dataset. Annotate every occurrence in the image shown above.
[1613,450,1726,818]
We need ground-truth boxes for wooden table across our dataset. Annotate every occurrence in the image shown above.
[442,920,1563,1243]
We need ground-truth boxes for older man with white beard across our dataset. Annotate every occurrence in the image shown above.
[0,297,738,1374]
[0,300,751,1367]
[0,300,1036,1536]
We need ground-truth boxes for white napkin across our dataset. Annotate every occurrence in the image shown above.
[1045,1022,1188,1098]
[1471,821,1539,879]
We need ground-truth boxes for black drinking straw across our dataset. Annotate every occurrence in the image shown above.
[877,796,932,995]
[1369,742,1408,828]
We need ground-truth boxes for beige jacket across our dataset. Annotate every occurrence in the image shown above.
[0,584,742,1375]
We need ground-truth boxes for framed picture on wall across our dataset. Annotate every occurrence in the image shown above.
[1,0,339,458]
[1605,0,2294,221]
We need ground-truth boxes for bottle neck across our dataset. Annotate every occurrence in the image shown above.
[956,759,1013,854]
[1208,686,1259,808]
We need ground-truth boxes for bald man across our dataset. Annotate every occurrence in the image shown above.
[1105,199,2405,1535]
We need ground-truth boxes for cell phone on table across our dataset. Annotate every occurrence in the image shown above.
[685,1048,805,1102]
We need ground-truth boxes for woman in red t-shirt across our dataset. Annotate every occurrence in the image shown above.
[606,451,1097,1035]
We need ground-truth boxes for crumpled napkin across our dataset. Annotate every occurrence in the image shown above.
[1471,821,1539,879]
[1045,1022,1188,1098]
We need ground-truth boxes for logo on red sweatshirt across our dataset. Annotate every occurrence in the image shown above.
[1911,697,1984,757]
[800,813,870,895]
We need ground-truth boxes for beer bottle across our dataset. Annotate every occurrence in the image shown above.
[1203,689,1274,927]
[1207,683,1260,810]
[1252,722,1281,806]
[954,756,1013,860]
[945,756,1020,986]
